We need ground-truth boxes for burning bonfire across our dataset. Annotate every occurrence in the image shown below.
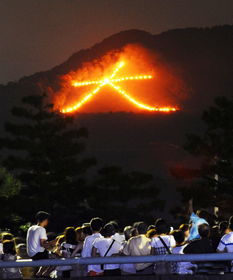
[55,45,183,114]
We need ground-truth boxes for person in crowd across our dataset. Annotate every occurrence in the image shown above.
[92,223,122,276]
[0,233,14,255]
[217,216,233,272]
[146,229,157,239]
[82,224,92,240]
[1,240,22,279]
[109,221,125,244]
[151,219,176,274]
[75,227,84,243]
[171,230,196,275]
[56,227,82,278]
[123,222,152,274]
[123,226,134,242]
[219,221,230,237]
[1,233,14,242]
[184,223,214,254]
[210,225,221,251]
[179,224,190,241]
[120,226,136,275]
[147,225,156,231]
[26,211,56,277]
[188,199,209,240]
[81,217,104,276]
[217,216,233,254]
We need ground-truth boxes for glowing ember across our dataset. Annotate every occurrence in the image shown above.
[61,61,178,113]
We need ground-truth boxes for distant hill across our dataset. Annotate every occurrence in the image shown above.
[1,25,232,115]
[0,26,232,214]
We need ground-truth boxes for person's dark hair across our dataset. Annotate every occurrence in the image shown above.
[229,216,233,231]
[146,229,156,239]
[64,227,77,245]
[172,230,185,245]
[147,225,156,231]
[123,226,133,241]
[35,211,50,223]
[90,217,103,232]
[1,232,14,241]
[196,209,209,221]
[134,222,147,235]
[109,221,119,232]
[3,240,16,255]
[179,224,190,232]
[219,221,228,236]
[131,228,138,237]
[82,225,92,236]
[155,218,169,235]
[47,232,57,241]
[102,223,115,237]
[198,223,210,238]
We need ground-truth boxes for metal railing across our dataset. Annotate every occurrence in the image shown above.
[0,253,232,268]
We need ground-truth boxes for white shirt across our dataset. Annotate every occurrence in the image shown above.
[172,245,195,274]
[151,235,176,254]
[93,237,122,270]
[218,232,233,252]
[122,234,151,271]
[112,233,125,244]
[82,233,103,273]
[26,225,47,257]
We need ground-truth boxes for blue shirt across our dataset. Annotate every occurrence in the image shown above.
[189,212,208,241]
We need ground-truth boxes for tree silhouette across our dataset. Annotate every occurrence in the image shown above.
[0,94,96,228]
[85,166,164,224]
[173,96,233,217]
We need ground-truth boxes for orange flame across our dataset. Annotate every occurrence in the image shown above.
[61,60,178,114]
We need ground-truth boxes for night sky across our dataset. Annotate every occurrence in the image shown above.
[1,0,233,84]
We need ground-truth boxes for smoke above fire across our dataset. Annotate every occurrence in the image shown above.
[54,44,187,113]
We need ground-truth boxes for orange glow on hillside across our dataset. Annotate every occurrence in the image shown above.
[54,45,185,113]
[61,60,178,114]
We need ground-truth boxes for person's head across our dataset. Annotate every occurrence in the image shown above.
[172,230,185,245]
[198,223,210,238]
[219,221,229,236]
[196,209,209,221]
[146,229,157,239]
[56,235,65,246]
[90,217,104,233]
[36,211,50,227]
[123,226,133,241]
[82,224,92,237]
[155,218,169,235]
[133,221,147,235]
[102,223,115,238]
[1,232,14,242]
[75,227,84,242]
[3,240,16,255]
[228,216,233,232]
[210,225,220,239]
[64,227,77,245]
[131,227,138,237]
[179,224,190,239]
[109,221,119,233]
[147,225,156,231]
[16,243,28,259]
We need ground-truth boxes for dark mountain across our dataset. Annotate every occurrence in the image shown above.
[0,26,232,213]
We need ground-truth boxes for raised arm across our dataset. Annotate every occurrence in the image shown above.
[188,198,194,215]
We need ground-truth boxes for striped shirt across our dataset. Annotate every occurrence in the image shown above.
[217,232,233,252]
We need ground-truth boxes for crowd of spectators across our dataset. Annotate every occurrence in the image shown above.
[0,199,233,278]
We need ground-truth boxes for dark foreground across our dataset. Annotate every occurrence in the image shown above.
[19,275,233,280]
